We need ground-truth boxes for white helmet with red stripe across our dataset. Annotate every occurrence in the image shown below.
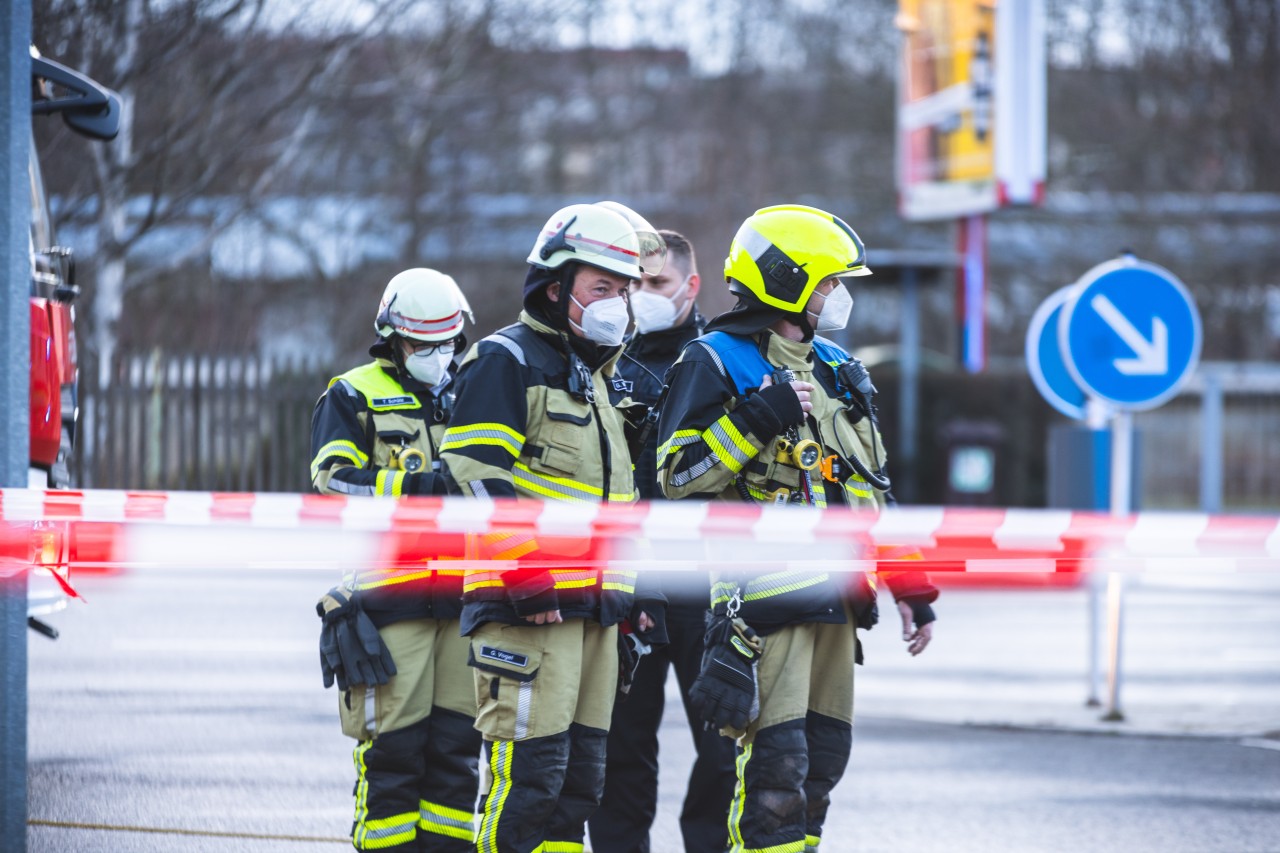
[374,268,473,342]
[526,203,643,281]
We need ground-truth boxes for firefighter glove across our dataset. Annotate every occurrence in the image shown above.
[317,587,397,691]
[616,628,651,698]
[688,614,763,732]
[740,382,805,439]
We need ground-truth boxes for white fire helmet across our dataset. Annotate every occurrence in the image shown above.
[374,268,473,342]
[595,200,667,276]
[526,203,643,281]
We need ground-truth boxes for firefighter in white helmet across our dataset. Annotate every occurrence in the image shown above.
[439,203,667,853]
[311,268,481,851]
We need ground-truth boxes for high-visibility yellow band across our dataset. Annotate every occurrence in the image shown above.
[658,429,701,459]
[442,423,525,458]
[311,440,368,478]
[353,569,435,591]
[477,741,515,853]
[513,462,634,503]
[375,469,406,497]
[702,415,755,474]
[744,571,830,601]
[418,799,476,842]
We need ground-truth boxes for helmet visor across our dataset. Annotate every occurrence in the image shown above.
[566,224,645,280]
[635,229,667,276]
[836,265,873,278]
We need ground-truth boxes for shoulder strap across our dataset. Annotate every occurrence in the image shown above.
[482,322,565,376]
[329,362,420,412]
[812,335,855,402]
[812,335,850,368]
[693,331,773,397]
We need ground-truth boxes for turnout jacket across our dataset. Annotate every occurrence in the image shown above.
[657,329,937,635]
[616,309,705,500]
[310,350,461,626]
[440,311,657,637]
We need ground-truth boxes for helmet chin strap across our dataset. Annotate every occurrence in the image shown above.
[387,334,410,374]
[796,307,816,341]
[559,264,576,327]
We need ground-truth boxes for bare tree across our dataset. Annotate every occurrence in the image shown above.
[33,0,412,379]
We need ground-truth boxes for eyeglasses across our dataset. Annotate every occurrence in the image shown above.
[405,338,457,356]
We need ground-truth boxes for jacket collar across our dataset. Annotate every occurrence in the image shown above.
[519,310,623,376]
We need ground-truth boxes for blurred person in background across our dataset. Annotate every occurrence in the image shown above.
[311,268,481,851]
[656,205,939,853]
[589,229,737,853]
[439,202,667,853]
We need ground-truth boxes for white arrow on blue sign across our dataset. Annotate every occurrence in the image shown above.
[1059,257,1201,411]
[1025,286,1086,419]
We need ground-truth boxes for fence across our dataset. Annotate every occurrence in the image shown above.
[1137,363,1280,512]
[72,352,331,493]
[70,352,1280,510]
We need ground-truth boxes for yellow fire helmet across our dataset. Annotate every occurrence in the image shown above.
[723,204,872,312]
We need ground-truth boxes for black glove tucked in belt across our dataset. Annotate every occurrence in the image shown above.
[317,586,397,691]
[616,626,652,698]
[688,613,763,733]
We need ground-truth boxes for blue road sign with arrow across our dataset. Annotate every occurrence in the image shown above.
[1059,257,1201,411]
[1026,286,1086,419]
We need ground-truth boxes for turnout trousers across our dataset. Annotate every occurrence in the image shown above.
[728,614,856,853]
[590,599,737,853]
[342,618,481,852]
[469,618,618,853]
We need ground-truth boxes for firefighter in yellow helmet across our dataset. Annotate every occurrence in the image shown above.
[311,268,481,851]
[656,205,939,853]
[439,203,667,853]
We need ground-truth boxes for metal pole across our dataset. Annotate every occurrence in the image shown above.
[1086,570,1103,707]
[1200,369,1224,513]
[900,265,920,503]
[2,1,33,846]
[1083,399,1108,707]
[1102,410,1132,722]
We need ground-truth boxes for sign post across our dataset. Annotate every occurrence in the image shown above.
[1028,255,1202,720]
[3,2,33,846]
[897,0,1046,373]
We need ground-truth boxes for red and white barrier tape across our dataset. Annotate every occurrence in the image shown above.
[2,489,1279,575]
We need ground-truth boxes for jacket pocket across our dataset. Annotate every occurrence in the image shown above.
[468,637,543,740]
[338,686,379,740]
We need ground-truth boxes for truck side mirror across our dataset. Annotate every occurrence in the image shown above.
[31,54,121,141]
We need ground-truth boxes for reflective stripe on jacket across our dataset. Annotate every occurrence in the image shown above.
[657,329,934,632]
[440,312,642,635]
[310,355,460,624]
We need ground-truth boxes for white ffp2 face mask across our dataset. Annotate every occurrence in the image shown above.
[405,347,454,386]
[570,294,630,347]
[807,283,854,332]
[630,277,691,334]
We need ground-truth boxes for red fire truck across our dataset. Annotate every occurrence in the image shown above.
[25,48,120,637]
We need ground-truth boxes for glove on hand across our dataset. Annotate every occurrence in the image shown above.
[755,382,806,429]
[616,627,652,698]
[406,472,449,496]
[317,587,397,691]
[688,614,763,732]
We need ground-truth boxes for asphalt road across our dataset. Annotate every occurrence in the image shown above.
[24,567,1280,853]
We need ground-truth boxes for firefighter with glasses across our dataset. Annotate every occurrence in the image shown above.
[311,268,481,851]
[439,203,666,853]
[656,205,939,853]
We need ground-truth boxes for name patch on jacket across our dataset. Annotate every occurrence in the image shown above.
[371,395,415,408]
[479,646,529,668]
[611,377,633,393]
